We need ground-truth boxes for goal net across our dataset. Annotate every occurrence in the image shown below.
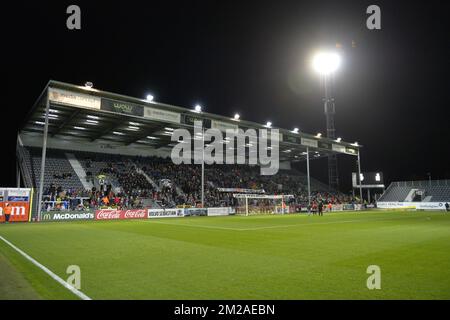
[233,194,294,216]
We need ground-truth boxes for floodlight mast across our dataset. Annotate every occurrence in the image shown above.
[313,52,341,190]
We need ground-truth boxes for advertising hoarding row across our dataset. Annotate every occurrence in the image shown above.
[377,202,447,210]
[93,207,219,220]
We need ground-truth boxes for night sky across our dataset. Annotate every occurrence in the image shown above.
[2,0,449,191]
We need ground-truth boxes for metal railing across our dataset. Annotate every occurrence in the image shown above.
[393,180,450,187]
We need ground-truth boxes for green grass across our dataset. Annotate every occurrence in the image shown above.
[1,210,450,299]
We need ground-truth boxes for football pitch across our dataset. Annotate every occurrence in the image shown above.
[1,210,450,300]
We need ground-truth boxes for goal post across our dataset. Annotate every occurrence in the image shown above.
[233,194,294,216]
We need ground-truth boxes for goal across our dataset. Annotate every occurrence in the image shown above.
[233,194,294,216]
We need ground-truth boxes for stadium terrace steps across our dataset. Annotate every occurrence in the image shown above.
[22,147,345,207]
[29,148,85,193]
[135,167,160,192]
[379,181,450,202]
[65,153,94,190]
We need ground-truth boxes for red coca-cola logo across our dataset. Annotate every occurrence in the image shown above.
[124,210,147,219]
[95,210,121,220]
[95,209,148,220]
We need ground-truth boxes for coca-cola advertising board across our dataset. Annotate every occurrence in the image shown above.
[95,209,148,220]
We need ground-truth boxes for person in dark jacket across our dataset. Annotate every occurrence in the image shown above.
[318,201,324,216]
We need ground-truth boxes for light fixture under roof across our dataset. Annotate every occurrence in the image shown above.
[129,122,140,126]
[87,115,100,120]
[73,126,86,130]
[128,126,139,131]
[43,113,58,119]
[147,136,158,140]
[35,121,45,125]
[86,119,99,125]
[113,131,125,136]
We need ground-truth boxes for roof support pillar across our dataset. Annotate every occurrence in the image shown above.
[36,91,50,221]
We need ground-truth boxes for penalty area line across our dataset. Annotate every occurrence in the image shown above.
[141,214,426,231]
[0,235,92,300]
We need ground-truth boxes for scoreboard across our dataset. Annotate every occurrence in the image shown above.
[352,172,385,188]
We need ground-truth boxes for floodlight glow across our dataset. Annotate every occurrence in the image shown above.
[316,133,322,138]
[312,52,341,75]
[85,81,93,88]
[352,141,359,146]
[336,137,342,142]
[292,128,299,134]
[234,113,240,120]
[194,105,202,112]
[266,121,272,128]
[146,94,154,102]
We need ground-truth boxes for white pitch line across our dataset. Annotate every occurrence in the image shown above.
[0,235,92,300]
[143,214,426,231]
[237,215,423,231]
[145,219,242,231]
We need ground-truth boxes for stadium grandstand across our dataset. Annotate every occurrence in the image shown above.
[16,80,364,220]
[377,180,450,210]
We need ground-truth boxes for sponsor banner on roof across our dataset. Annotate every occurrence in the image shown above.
[95,209,148,220]
[345,147,357,155]
[49,88,101,109]
[144,107,181,124]
[332,144,346,153]
[182,115,211,128]
[284,135,300,144]
[301,137,318,148]
[101,99,144,116]
[211,120,238,132]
